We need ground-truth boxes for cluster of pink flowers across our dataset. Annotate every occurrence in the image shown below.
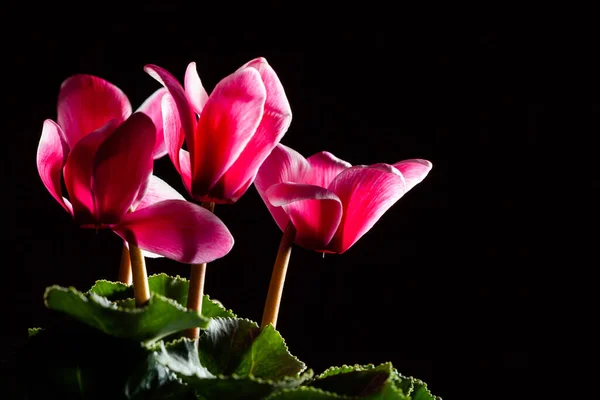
[37,57,432,265]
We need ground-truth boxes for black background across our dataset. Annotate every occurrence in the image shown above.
[2,3,541,399]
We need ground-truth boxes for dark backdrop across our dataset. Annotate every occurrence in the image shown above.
[3,4,538,399]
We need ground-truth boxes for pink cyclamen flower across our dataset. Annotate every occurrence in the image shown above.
[254,144,432,254]
[144,58,292,204]
[37,74,234,264]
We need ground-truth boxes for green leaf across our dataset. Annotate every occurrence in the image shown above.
[265,386,356,400]
[147,274,236,318]
[198,318,305,380]
[28,327,43,337]
[198,317,261,375]
[184,370,313,400]
[45,285,209,344]
[88,279,131,299]
[126,338,213,400]
[153,338,214,379]
[309,363,408,399]
[153,334,310,400]
[87,274,236,318]
[265,386,354,399]
[266,382,409,400]
[163,319,309,400]
[390,370,441,400]
[234,324,306,380]
[406,378,439,400]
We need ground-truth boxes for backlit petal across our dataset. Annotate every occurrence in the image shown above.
[145,64,197,161]
[179,149,193,194]
[393,159,433,192]
[57,74,131,150]
[254,144,311,231]
[160,95,183,166]
[113,200,234,264]
[328,165,406,253]
[184,62,209,115]
[137,87,168,159]
[306,151,352,187]
[214,58,292,200]
[191,67,266,197]
[63,119,119,224]
[266,183,342,250]
[37,119,70,214]
[135,175,185,211]
[92,112,155,224]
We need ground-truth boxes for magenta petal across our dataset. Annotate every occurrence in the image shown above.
[137,87,168,159]
[266,183,342,250]
[160,94,183,168]
[393,159,433,192]
[184,62,209,115]
[135,175,185,211]
[92,112,156,224]
[145,64,197,161]
[254,144,311,231]
[179,149,193,194]
[191,67,266,196]
[161,94,191,192]
[328,165,407,253]
[113,199,234,264]
[57,74,132,150]
[63,119,119,224]
[37,120,70,214]
[306,151,352,187]
[212,58,292,201]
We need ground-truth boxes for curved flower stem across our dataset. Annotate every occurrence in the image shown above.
[118,242,132,285]
[129,242,150,307]
[186,201,215,339]
[261,221,296,329]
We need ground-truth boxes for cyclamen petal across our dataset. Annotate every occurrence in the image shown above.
[328,165,407,253]
[255,144,311,231]
[146,59,291,204]
[134,175,185,211]
[128,175,186,260]
[145,64,197,162]
[57,74,132,150]
[137,87,169,159]
[214,58,292,200]
[191,67,266,199]
[394,159,433,192]
[63,119,119,224]
[112,200,234,264]
[266,183,342,250]
[37,119,70,214]
[256,144,433,254]
[92,112,155,224]
[161,94,191,191]
[184,62,209,115]
[306,151,352,188]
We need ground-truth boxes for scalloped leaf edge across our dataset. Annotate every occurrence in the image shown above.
[264,385,355,399]
[258,324,308,377]
[85,274,237,317]
[163,330,312,388]
[86,279,129,294]
[393,370,441,400]
[315,362,384,379]
[192,368,314,388]
[27,327,43,337]
[43,285,210,344]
